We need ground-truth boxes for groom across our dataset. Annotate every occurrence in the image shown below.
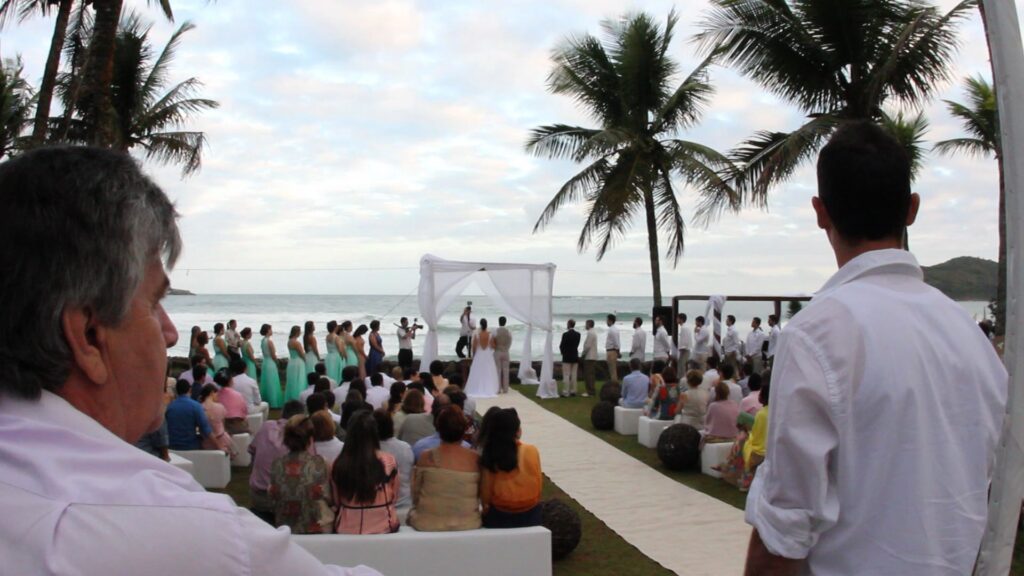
[493,317,512,394]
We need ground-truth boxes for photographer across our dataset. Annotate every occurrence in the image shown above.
[396,317,421,370]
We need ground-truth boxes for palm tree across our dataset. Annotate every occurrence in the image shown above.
[0,55,35,158]
[880,109,928,249]
[527,10,736,305]
[934,76,1004,333]
[694,0,974,210]
[63,13,219,175]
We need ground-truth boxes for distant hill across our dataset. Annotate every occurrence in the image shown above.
[922,256,996,301]
[169,288,194,296]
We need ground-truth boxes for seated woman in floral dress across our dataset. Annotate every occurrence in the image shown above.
[269,414,334,534]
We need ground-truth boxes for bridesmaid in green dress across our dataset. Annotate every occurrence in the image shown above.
[325,320,342,383]
[195,331,214,377]
[212,322,230,373]
[303,321,320,375]
[340,321,359,375]
[259,324,283,409]
[285,325,307,402]
[240,327,259,381]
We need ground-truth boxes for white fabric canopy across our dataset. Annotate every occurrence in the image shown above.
[417,254,559,399]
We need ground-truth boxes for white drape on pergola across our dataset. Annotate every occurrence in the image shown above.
[417,254,559,398]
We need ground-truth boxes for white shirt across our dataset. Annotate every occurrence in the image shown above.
[745,249,1006,574]
[314,437,344,470]
[225,328,241,350]
[397,327,413,350]
[630,327,647,360]
[676,323,693,350]
[379,437,414,510]
[0,390,377,576]
[700,368,719,394]
[365,386,391,411]
[364,374,396,390]
[766,324,782,358]
[605,325,620,351]
[652,326,673,360]
[692,326,710,355]
[724,379,742,405]
[231,373,262,409]
[722,325,740,355]
[746,327,767,358]
[459,314,474,337]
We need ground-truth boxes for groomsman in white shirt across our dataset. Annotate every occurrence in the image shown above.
[745,317,767,375]
[722,314,741,370]
[581,319,598,397]
[652,316,673,362]
[692,316,710,367]
[766,314,781,366]
[675,313,692,368]
[629,317,647,362]
[604,314,621,384]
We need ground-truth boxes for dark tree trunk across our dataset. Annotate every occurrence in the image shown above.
[643,186,663,306]
[979,1,1007,335]
[30,0,73,146]
[83,0,123,146]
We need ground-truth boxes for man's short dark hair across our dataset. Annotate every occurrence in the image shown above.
[306,372,319,386]
[190,355,204,368]
[175,379,191,396]
[726,315,735,324]
[370,373,384,387]
[229,357,247,375]
[341,365,358,382]
[817,121,912,242]
[498,316,507,326]
[306,393,327,415]
[281,400,306,419]
[629,358,642,371]
[314,362,326,376]
[607,314,616,322]
[678,313,687,322]
[721,363,735,380]
[707,355,719,369]
[191,364,206,382]
[429,359,445,376]
[373,409,395,440]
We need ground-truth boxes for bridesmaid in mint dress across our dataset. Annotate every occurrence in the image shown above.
[195,331,214,377]
[240,327,259,381]
[325,321,342,383]
[303,321,320,375]
[212,322,230,373]
[259,324,283,409]
[285,325,307,402]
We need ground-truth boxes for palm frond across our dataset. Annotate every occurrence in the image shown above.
[653,51,716,134]
[932,137,991,158]
[612,10,678,127]
[880,109,929,181]
[141,20,196,106]
[661,139,741,225]
[533,156,610,233]
[581,151,646,260]
[524,124,603,161]
[548,34,623,126]
[141,130,208,176]
[651,162,686,265]
[148,0,174,21]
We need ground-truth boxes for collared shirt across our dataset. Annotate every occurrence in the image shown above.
[723,325,740,354]
[746,327,767,358]
[766,324,782,358]
[459,314,474,337]
[582,328,598,360]
[165,395,213,450]
[740,391,763,415]
[225,328,241,351]
[619,371,650,409]
[605,325,620,351]
[218,387,249,420]
[397,327,413,350]
[365,386,390,411]
[745,249,1006,574]
[652,326,672,360]
[676,323,693,350]
[231,373,262,409]
[724,379,743,405]
[693,326,710,355]
[379,437,414,510]
[249,418,288,492]
[411,433,471,461]
[494,326,513,352]
[630,327,647,360]
[0,391,376,576]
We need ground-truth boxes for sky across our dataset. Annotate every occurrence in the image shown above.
[1,0,1014,298]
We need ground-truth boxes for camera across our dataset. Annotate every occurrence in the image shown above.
[411,318,424,330]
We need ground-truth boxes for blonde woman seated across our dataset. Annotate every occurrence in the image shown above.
[407,406,481,531]
[269,415,334,534]
[675,370,707,428]
[311,410,343,469]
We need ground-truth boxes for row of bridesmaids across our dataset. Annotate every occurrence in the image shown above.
[187,320,389,409]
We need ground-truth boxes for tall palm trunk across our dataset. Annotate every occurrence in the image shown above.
[643,186,663,306]
[30,0,73,146]
[84,0,123,146]
[979,0,1007,335]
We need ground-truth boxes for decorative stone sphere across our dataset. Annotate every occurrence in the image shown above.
[541,498,582,560]
[599,383,621,403]
[657,423,701,470]
[590,401,615,430]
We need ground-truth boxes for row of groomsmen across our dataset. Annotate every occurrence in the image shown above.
[555,313,782,397]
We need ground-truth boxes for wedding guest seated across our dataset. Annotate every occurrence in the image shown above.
[407,406,482,531]
[393,388,425,437]
[338,394,372,442]
[200,384,237,456]
[442,385,477,442]
[619,358,649,409]
[315,362,337,389]
[737,361,755,396]
[703,382,739,444]
[648,365,680,421]
[166,379,213,450]
[189,363,212,400]
[332,411,401,534]
[299,373,324,404]
[249,400,307,524]
[270,415,334,534]
[740,372,764,415]
[399,392,445,446]
[365,373,390,411]
[480,408,543,528]
[430,361,449,393]
[418,372,436,412]
[321,390,340,425]
[675,369,707,428]
[136,418,170,461]
[312,410,344,469]
[720,364,743,405]
[718,411,757,491]
[229,357,262,412]
[743,379,770,474]
[413,393,471,459]
[373,410,414,512]
[387,382,406,415]
[214,369,249,435]
[179,354,212,389]
[701,355,720,394]
[335,366,359,404]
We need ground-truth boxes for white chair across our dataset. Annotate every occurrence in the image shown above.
[231,433,252,467]
[246,412,265,435]
[637,416,673,448]
[293,526,552,576]
[613,406,643,435]
[170,449,231,489]
[701,441,733,479]
[167,452,195,476]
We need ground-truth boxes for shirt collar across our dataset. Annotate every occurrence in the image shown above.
[2,389,122,446]
[815,249,922,300]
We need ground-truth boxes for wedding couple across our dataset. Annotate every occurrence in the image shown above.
[464,317,512,398]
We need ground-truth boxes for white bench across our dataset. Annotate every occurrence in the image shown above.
[231,433,252,467]
[613,406,643,435]
[637,416,673,448]
[170,449,231,489]
[701,441,733,479]
[168,452,195,476]
[293,526,551,576]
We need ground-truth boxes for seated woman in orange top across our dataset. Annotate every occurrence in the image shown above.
[479,408,543,528]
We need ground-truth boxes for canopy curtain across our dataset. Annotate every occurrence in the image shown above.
[418,254,558,398]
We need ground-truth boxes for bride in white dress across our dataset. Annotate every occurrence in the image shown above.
[464,318,500,398]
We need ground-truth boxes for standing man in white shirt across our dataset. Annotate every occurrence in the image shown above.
[722,314,741,371]
[765,314,781,367]
[652,316,673,362]
[225,319,241,359]
[581,319,598,397]
[629,317,647,363]
[675,313,692,369]
[745,317,767,375]
[396,316,418,370]
[604,314,621,384]
[456,305,475,359]
[692,316,710,367]
[0,148,376,576]
[743,122,1006,575]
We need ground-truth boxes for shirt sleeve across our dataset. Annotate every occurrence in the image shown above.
[745,327,840,560]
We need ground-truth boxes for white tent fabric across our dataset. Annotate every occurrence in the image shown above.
[418,255,559,399]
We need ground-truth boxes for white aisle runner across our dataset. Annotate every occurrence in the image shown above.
[475,390,748,576]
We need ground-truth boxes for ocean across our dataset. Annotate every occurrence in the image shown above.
[164,294,992,361]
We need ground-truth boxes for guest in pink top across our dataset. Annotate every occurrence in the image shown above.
[248,400,307,524]
[200,384,236,456]
[332,411,400,534]
[740,372,765,416]
[214,368,251,435]
[703,381,740,443]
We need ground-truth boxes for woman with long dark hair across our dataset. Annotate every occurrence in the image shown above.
[304,321,320,375]
[212,323,230,373]
[259,324,283,409]
[284,325,306,402]
[332,410,400,534]
[353,324,369,380]
[366,320,385,376]
[479,408,542,528]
